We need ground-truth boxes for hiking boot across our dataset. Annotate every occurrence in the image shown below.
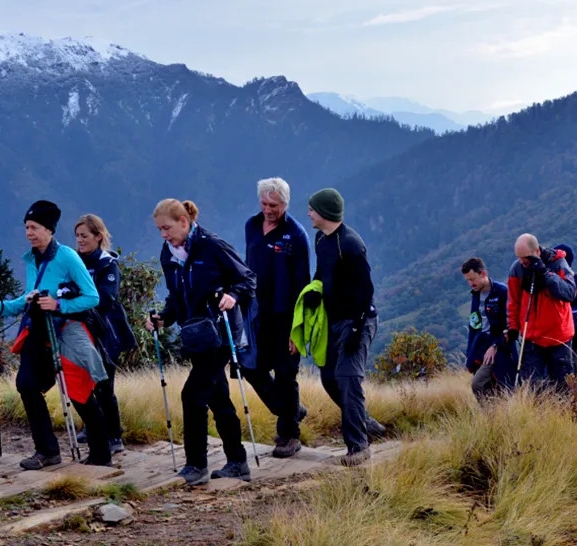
[20,452,62,470]
[210,461,251,482]
[80,456,113,467]
[366,417,386,443]
[272,437,302,458]
[298,404,308,422]
[109,438,125,454]
[76,427,88,444]
[178,465,209,485]
[340,446,371,467]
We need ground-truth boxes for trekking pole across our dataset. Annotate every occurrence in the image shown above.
[149,310,178,472]
[44,309,81,461]
[514,274,535,388]
[220,305,260,467]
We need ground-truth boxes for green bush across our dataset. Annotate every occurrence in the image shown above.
[372,327,447,382]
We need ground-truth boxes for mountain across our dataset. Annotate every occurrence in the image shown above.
[307,92,384,119]
[365,96,493,127]
[308,92,465,134]
[339,94,577,353]
[0,33,433,271]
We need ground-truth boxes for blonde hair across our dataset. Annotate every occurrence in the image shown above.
[153,199,199,224]
[75,213,112,251]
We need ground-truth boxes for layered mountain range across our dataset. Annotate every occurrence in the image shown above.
[2,33,576,355]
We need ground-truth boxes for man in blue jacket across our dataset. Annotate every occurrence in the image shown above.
[461,257,516,399]
[244,177,311,458]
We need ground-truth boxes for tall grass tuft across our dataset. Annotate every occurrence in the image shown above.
[239,386,577,545]
[43,476,91,500]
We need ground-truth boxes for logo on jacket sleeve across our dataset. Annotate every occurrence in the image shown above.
[107,274,116,282]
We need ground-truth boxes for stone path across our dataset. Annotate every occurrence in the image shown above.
[0,438,402,536]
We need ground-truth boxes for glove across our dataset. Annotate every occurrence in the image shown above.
[343,320,364,355]
[506,329,519,343]
[57,281,81,300]
[303,291,322,310]
[522,257,547,293]
[526,255,547,274]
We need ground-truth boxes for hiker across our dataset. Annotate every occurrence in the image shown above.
[146,198,256,485]
[243,177,310,458]
[553,243,577,357]
[507,233,575,391]
[461,257,517,399]
[0,200,111,469]
[73,214,137,454]
[304,188,380,466]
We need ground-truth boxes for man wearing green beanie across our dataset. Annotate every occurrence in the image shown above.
[306,188,381,466]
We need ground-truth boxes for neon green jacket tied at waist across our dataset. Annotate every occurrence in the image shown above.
[290,280,328,367]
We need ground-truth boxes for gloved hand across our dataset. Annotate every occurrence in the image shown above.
[343,320,364,355]
[303,291,322,310]
[526,255,547,274]
[505,329,519,343]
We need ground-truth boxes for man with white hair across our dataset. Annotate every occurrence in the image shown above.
[244,177,310,458]
[507,233,575,390]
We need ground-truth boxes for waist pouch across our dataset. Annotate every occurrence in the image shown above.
[181,317,223,353]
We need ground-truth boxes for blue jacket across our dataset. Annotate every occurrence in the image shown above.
[80,248,136,360]
[1,239,99,318]
[466,279,509,372]
[159,224,257,347]
[245,212,310,317]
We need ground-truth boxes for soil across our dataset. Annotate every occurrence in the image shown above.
[0,424,311,546]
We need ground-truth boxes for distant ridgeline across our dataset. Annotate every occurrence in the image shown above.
[2,34,577,357]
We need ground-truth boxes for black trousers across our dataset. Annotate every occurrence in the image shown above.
[242,313,301,440]
[181,346,246,469]
[94,360,123,440]
[16,336,110,464]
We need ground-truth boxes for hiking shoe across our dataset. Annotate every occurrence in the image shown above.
[272,437,302,458]
[178,465,209,485]
[366,417,386,443]
[20,452,62,470]
[109,438,125,454]
[76,427,88,443]
[298,404,308,422]
[80,456,113,467]
[210,461,251,482]
[340,447,371,467]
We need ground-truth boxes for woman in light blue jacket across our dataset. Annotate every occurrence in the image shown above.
[1,201,111,469]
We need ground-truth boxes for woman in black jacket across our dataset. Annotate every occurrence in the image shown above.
[74,214,136,454]
[146,198,256,485]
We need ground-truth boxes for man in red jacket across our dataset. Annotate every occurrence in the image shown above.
[507,233,576,391]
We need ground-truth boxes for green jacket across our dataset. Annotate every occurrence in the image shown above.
[290,280,328,367]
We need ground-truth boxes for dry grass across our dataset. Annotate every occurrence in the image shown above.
[3,367,576,544]
[239,386,577,546]
[0,365,474,446]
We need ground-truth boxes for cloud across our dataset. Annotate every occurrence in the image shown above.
[474,19,577,58]
[363,5,462,26]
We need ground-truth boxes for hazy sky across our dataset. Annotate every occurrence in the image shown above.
[1,0,577,112]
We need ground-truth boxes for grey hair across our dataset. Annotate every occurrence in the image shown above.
[257,177,290,205]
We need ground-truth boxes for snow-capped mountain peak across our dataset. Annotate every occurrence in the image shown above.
[0,32,146,73]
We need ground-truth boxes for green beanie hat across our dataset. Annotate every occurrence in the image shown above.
[308,188,344,222]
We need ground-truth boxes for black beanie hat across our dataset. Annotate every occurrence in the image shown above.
[308,188,344,222]
[23,200,61,233]
[554,243,574,267]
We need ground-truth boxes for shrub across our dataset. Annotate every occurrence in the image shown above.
[117,251,179,369]
[372,327,447,382]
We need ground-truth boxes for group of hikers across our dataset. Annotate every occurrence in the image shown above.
[462,235,577,399]
[3,181,574,486]
[0,178,386,485]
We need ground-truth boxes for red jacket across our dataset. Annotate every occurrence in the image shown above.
[508,247,576,346]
